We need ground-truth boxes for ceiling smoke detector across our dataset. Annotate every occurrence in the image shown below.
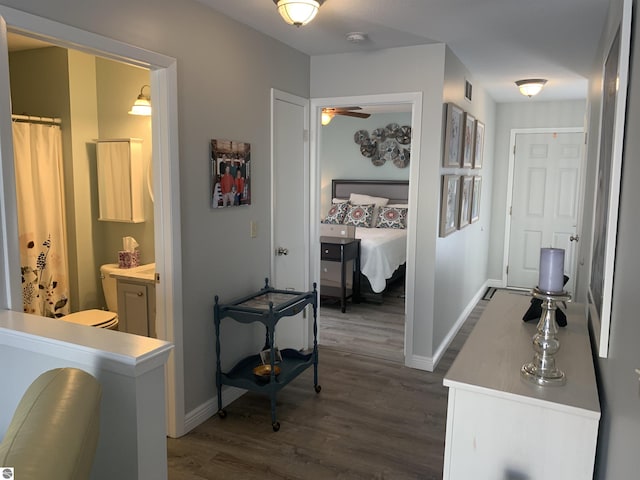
[346,32,367,44]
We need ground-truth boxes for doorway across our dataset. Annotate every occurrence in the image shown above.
[310,92,423,367]
[504,128,585,295]
[0,8,185,437]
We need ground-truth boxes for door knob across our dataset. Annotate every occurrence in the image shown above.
[570,234,580,242]
[276,247,289,256]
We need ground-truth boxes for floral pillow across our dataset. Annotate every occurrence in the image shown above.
[376,206,408,229]
[324,202,349,224]
[343,204,375,227]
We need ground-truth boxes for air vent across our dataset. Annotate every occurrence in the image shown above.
[465,80,473,101]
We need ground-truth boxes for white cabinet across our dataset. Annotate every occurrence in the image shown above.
[443,291,600,480]
[116,279,156,337]
[97,138,145,223]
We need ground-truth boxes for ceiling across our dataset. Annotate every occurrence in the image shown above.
[195,0,611,103]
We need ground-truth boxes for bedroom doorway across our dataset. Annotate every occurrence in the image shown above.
[311,93,422,366]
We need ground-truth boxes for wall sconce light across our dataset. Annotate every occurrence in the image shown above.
[273,0,324,27]
[515,79,548,98]
[128,85,152,116]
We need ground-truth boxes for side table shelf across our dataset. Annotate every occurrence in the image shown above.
[214,278,320,431]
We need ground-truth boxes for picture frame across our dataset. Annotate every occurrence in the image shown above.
[443,103,464,168]
[470,176,482,223]
[473,120,485,169]
[588,0,632,358]
[458,175,473,229]
[260,348,282,365]
[439,174,459,237]
[211,139,251,208]
[461,112,475,168]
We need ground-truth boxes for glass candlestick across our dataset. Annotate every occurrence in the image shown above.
[521,287,571,386]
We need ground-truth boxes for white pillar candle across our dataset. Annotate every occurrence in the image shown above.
[539,248,565,293]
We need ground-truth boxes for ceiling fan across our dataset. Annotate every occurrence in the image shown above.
[321,106,370,125]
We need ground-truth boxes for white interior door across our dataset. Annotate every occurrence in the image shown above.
[507,131,584,294]
[270,89,309,350]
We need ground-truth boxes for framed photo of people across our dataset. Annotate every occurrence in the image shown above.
[211,139,251,208]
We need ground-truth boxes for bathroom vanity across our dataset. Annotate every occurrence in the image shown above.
[110,263,156,337]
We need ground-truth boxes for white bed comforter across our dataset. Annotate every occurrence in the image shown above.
[356,227,407,293]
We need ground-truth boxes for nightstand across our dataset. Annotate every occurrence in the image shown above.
[320,236,361,313]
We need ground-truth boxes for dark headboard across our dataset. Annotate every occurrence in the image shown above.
[332,179,410,204]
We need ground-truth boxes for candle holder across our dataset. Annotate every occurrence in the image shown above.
[521,287,571,386]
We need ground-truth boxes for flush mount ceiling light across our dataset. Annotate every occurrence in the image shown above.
[273,0,324,27]
[515,79,548,98]
[128,85,151,116]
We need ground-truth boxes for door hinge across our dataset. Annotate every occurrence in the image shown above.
[506,265,509,274]
[513,145,516,155]
[509,206,512,215]
[303,129,309,142]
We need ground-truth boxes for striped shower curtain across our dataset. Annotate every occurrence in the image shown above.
[12,121,70,317]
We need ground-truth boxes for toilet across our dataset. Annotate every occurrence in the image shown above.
[61,264,120,329]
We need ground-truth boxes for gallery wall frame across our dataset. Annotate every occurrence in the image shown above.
[461,113,475,168]
[473,120,485,169]
[443,103,463,168]
[439,174,459,237]
[458,175,473,229]
[470,176,482,223]
[587,0,633,358]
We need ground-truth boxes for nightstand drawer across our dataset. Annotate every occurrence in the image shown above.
[321,243,342,260]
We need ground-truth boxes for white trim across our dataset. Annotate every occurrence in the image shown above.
[0,7,185,437]
[310,92,422,368]
[184,386,245,434]
[503,127,584,289]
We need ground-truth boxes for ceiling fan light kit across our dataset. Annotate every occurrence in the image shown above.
[274,0,324,27]
[515,78,548,98]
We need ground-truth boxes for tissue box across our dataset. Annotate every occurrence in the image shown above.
[118,250,140,269]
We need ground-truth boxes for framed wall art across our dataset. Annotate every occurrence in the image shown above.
[458,175,473,229]
[211,139,251,208]
[443,103,463,168]
[470,176,482,223]
[439,174,459,237]
[461,112,475,168]
[473,120,485,169]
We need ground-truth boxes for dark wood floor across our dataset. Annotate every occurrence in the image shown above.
[167,293,487,480]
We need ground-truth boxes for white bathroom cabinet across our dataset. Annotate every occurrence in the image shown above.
[116,279,156,337]
[96,138,145,223]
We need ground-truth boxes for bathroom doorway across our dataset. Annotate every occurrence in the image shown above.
[0,8,185,437]
[8,33,155,317]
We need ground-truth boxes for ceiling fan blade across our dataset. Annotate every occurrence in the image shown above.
[339,111,370,119]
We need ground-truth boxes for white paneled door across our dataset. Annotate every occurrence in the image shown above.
[270,90,310,350]
[507,131,584,294]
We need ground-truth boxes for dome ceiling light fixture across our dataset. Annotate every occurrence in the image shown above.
[515,79,548,98]
[273,0,325,27]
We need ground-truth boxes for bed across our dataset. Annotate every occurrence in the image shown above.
[326,179,410,302]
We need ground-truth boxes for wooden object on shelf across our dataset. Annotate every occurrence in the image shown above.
[320,236,361,313]
[442,290,600,479]
[214,279,320,431]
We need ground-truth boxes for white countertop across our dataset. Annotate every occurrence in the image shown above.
[109,262,156,284]
[444,290,600,418]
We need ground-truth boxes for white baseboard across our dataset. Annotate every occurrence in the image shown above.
[406,354,435,371]
[183,386,246,434]
[486,278,504,288]
[430,280,489,370]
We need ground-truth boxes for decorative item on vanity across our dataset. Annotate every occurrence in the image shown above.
[521,248,570,386]
[119,236,140,269]
[353,123,411,168]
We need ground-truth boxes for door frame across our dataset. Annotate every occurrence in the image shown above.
[310,92,422,366]
[270,88,310,347]
[502,127,586,289]
[0,6,185,437]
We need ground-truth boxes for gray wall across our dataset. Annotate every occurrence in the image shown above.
[0,0,310,414]
[319,111,411,215]
[584,0,640,476]
[487,100,586,284]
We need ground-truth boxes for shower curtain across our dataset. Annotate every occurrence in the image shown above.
[12,121,70,317]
